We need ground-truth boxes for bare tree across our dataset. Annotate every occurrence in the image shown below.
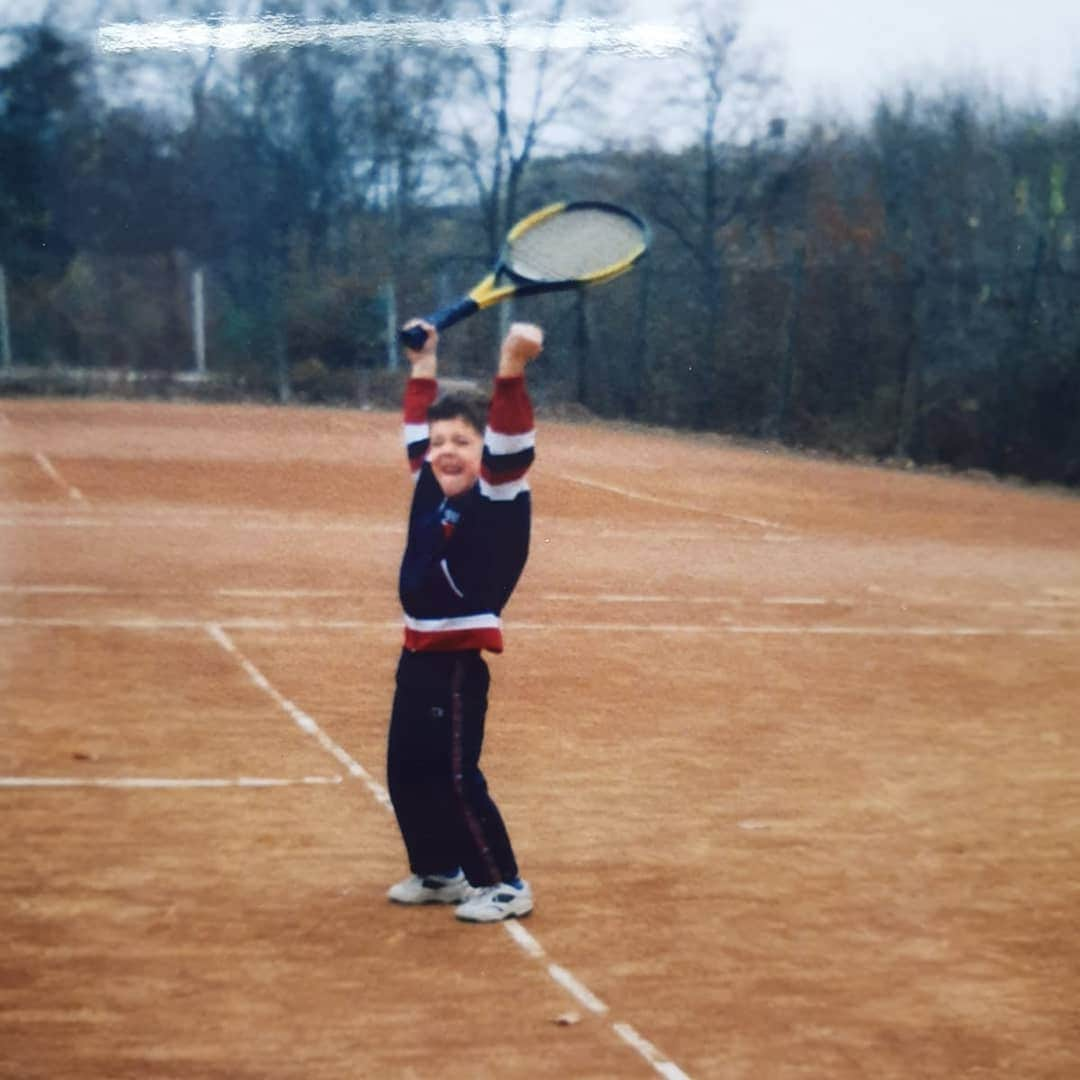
[636,0,780,427]
[450,1,606,246]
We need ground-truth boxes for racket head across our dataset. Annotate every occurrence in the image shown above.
[496,201,650,290]
[402,201,650,347]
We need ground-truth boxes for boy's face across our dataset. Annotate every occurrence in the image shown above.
[429,416,483,499]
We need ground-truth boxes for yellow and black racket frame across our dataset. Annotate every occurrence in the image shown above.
[400,201,650,350]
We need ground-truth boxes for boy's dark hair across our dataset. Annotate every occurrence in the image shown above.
[428,390,489,435]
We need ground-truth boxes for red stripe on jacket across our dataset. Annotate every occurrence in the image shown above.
[404,377,438,423]
[404,377,437,475]
[488,376,533,437]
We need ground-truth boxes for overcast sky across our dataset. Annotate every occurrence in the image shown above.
[737,0,1080,118]
[5,0,1079,124]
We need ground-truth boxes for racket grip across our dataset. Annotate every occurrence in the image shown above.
[399,297,480,350]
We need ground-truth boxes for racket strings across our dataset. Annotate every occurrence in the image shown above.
[507,208,645,282]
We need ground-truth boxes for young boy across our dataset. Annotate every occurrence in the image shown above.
[386,317,543,923]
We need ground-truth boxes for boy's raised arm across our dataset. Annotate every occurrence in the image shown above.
[496,322,543,379]
[401,319,438,476]
[481,323,543,499]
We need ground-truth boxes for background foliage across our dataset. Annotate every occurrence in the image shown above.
[2,2,1079,486]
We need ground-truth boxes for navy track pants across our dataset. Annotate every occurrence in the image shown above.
[387,649,519,887]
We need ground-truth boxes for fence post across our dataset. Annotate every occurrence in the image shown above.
[383,280,398,371]
[191,266,206,374]
[0,264,12,370]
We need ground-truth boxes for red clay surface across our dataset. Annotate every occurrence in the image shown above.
[2,397,1079,1079]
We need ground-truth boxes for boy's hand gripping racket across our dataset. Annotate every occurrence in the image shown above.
[400,201,650,350]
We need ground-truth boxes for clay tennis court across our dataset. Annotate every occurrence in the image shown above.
[2,395,1078,1079]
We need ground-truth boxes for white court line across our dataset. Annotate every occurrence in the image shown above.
[557,472,789,532]
[4,584,1075,614]
[0,584,111,595]
[721,624,1079,638]
[0,585,361,600]
[542,594,850,607]
[1,615,1077,639]
[0,616,395,631]
[547,964,609,1015]
[217,588,357,599]
[0,513,726,544]
[0,508,784,544]
[521,622,1080,638]
[613,1023,693,1080]
[544,593,756,605]
[543,593,678,604]
[0,502,398,523]
[5,584,1075,613]
[0,776,342,789]
[542,525,715,541]
[503,919,546,959]
[205,622,690,1079]
[500,922,690,1076]
[32,452,85,502]
[0,515,376,533]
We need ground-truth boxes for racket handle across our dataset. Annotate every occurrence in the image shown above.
[399,297,480,350]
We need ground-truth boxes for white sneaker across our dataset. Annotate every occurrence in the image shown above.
[455,880,533,923]
[387,870,471,905]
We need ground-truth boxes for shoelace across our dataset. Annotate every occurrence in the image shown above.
[471,884,517,903]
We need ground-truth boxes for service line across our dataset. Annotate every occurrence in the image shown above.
[0,776,342,789]
[206,623,692,1079]
[1,615,1077,639]
[0,584,111,595]
[7,583,1077,615]
[0,514,378,533]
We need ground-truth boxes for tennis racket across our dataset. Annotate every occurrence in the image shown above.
[400,200,650,350]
